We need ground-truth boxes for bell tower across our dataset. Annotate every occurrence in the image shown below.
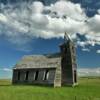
[60,32,78,86]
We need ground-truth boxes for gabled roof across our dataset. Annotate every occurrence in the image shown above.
[14,53,61,69]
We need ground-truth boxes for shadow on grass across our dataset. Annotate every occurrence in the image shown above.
[12,83,55,88]
[0,82,79,88]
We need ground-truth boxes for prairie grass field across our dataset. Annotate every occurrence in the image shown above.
[0,77,100,100]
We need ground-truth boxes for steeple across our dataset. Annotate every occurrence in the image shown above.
[59,32,78,86]
[64,32,72,43]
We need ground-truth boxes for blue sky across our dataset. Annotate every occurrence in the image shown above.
[0,0,100,78]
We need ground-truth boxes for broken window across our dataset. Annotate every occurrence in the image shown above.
[25,71,29,81]
[34,70,39,81]
[18,71,20,81]
[43,70,49,80]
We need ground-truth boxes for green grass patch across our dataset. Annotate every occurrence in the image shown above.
[0,78,100,100]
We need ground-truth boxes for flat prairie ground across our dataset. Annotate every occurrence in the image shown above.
[0,78,100,100]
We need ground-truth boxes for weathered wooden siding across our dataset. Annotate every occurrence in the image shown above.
[54,64,61,87]
[12,68,56,85]
[60,41,78,86]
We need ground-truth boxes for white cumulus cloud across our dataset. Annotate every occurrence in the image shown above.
[0,1,100,51]
[0,1,87,38]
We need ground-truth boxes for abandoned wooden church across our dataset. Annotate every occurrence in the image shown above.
[12,33,78,87]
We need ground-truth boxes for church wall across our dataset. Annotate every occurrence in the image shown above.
[12,68,56,85]
[54,64,61,87]
[28,70,35,82]
[12,70,18,83]
[60,41,78,86]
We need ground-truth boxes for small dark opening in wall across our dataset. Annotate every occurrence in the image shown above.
[25,71,29,81]
[74,70,77,83]
[35,70,39,80]
[18,71,20,81]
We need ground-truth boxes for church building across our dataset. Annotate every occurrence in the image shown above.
[12,33,78,87]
